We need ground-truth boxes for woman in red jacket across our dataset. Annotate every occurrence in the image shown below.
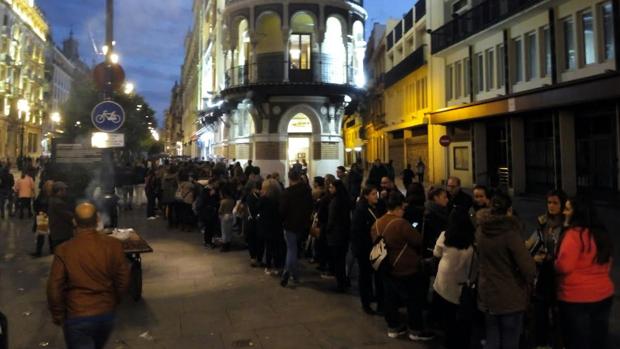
[555,197,614,349]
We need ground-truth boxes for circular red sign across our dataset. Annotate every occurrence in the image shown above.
[439,135,452,147]
[93,63,126,93]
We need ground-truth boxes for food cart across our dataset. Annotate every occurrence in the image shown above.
[106,229,153,301]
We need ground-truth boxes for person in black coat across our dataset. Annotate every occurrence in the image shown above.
[351,185,383,314]
[258,178,284,274]
[244,180,263,267]
[367,159,387,187]
[196,181,220,248]
[423,187,450,258]
[326,180,351,292]
[404,182,426,228]
[447,176,473,212]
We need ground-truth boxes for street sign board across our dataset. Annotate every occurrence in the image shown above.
[91,132,125,148]
[55,144,103,164]
[439,135,452,147]
[91,101,125,132]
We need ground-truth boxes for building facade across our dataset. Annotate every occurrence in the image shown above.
[177,0,367,179]
[0,0,48,162]
[164,81,184,156]
[428,0,620,198]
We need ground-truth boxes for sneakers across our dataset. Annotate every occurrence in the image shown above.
[408,331,435,342]
[147,216,157,220]
[280,272,290,288]
[320,272,335,280]
[387,326,407,338]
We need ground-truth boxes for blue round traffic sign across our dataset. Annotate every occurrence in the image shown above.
[91,101,125,132]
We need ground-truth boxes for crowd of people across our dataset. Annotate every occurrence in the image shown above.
[0,156,615,349]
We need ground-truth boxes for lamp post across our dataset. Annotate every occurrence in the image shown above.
[17,98,29,166]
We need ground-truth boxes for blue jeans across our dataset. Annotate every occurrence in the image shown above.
[484,312,523,349]
[64,314,114,349]
[284,230,298,279]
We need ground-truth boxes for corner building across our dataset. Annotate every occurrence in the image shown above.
[200,0,367,179]
[428,0,620,198]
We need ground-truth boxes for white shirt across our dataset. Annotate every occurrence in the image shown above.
[433,231,474,304]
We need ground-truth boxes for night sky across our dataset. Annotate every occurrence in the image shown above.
[37,0,413,125]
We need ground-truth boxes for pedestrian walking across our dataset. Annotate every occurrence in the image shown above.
[476,193,536,349]
[279,169,313,287]
[31,180,54,257]
[401,164,414,189]
[14,171,35,219]
[555,197,614,349]
[47,203,130,349]
[415,158,425,184]
[48,182,74,251]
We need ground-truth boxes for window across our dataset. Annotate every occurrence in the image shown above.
[289,34,311,70]
[563,17,576,70]
[601,2,614,61]
[452,0,468,14]
[581,11,595,65]
[486,49,494,90]
[476,53,484,93]
[446,65,453,100]
[497,44,505,88]
[526,32,537,80]
[455,61,462,98]
[513,38,523,83]
[464,57,471,96]
[542,26,551,77]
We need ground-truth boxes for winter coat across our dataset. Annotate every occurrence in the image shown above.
[326,195,351,247]
[160,173,178,204]
[280,182,313,234]
[422,202,449,257]
[476,209,536,315]
[350,200,378,258]
[257,196,282,240]
[370,213,423,277]
[48,196,75,243]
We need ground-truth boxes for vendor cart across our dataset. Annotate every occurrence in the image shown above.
[106,229,153,301]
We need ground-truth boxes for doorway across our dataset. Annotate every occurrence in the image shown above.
[287,113,313,171]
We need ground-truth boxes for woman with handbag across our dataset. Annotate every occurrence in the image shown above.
[432,207,475,349]
[351,185,383,315]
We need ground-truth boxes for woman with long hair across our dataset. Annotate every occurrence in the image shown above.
[555,197,614,349]
[351,185,383,314]
[326,180,351,292]
[258,178,284,275]
[433,207,475,349]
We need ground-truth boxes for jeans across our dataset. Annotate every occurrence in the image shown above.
[558,297,613,349]
[284,230,299,279]
[146,194,157,217]
[485,312,524,349]
[17,197,32,219]
[63,315,114,349]
[220,214,234,243]
[383,272,427,331]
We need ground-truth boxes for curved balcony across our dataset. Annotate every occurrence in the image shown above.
[225,0,363,6]
[224,60,363,90]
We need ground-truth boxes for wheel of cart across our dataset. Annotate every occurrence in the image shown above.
[127,253,143,301]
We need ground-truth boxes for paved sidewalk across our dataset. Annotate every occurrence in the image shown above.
[0,211,432,349]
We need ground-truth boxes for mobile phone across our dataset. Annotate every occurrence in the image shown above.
[412,222,419,228]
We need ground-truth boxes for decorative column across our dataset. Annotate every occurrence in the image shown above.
[283,31,290,82]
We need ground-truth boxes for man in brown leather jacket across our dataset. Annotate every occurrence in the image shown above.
[47,202,130,349]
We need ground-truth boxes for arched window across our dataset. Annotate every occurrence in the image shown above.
[352,21,366,87]
[255,12,284,82]
[290,12,315,71]
[322,17,346,84]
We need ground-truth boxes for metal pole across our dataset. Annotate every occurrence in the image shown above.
[104,0,114,100]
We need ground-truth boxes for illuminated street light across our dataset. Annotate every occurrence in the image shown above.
[50,112,61,124]
[17,98,29,161]
[124,82,135,95]
[102,45,109,55]
[110,53,119,64]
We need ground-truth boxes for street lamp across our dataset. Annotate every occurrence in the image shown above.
[124,82,134,95]
[17,98,29,164]
[50,112,61,124]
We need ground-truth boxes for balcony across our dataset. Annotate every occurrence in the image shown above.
[224,60,362,89]
[385,45,425,88]
[225,0,363,6]
[431,0,544,54]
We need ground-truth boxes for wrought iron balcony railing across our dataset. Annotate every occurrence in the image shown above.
[431,0,544,54]
[225,60,363,89]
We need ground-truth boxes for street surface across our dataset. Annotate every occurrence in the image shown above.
[1,196,618,349]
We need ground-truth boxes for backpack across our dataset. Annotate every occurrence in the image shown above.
[369,218,405,271]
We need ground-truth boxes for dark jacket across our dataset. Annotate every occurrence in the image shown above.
[47,229,130,324]
[48,196,74,243]
[326,195,351,246]
[476,209,536,315]
[367,165,387,187]
[422,202,449,257]
[350,201,379,258]
[450,190,473,212]
[258,196,282,240]
[280,182,313,234]
[370,213,423,277]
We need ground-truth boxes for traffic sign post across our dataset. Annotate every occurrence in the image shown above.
[91,101,125,132]
[439,135,452,147]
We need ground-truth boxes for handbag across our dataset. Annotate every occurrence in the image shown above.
[35,212,49,235]
[309,212,321,238]
[457,247,478,321]
[369,219,402,271]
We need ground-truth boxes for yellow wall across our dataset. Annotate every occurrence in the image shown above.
[256,14,284,54]
[384,65,429,127]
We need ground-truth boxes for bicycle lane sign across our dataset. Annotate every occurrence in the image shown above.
[91,101,125,132]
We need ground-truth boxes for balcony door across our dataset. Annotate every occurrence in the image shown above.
[289,33,312,82]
